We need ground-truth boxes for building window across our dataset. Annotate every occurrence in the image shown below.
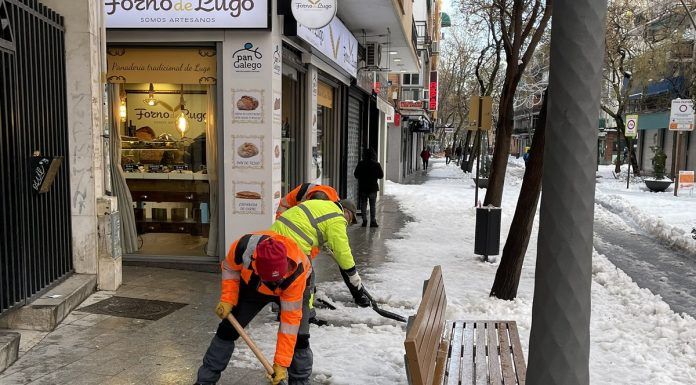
[402,73,420,86]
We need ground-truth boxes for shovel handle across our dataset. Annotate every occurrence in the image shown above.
[226,313,275,375]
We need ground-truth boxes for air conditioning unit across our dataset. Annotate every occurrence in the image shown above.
[366,42,382,68]
[431,41,439,53]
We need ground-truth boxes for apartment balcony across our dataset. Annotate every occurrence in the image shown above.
[414,20,431,55]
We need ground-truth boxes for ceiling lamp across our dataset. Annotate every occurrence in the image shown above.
[144,83,158,106]
[176,85,189,139]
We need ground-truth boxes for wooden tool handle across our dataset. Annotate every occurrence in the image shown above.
[227,313,274,375]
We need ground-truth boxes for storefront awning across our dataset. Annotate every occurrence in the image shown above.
[441,13,452,27]
[630,111,670,130]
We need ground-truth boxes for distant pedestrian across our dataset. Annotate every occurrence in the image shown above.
[455,144,463,165]
[420,147,431,171]
[444,146,452,165]
[523,151,530,165]
[354,148,384,227]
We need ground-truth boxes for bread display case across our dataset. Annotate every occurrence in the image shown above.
[121,136,209,236]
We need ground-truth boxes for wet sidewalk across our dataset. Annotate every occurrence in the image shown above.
[0,193,414,385]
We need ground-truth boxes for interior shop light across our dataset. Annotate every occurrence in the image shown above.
[119,99,127,122]
[144,83,158,106]
[176,85,189,138]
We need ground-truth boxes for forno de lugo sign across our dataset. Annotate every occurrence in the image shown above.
[291,0,337,29]
[105,0,269,29]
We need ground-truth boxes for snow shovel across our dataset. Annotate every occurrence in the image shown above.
[362,288,407,323]
[226,314,288,385]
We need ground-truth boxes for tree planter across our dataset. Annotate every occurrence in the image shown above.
[473,177,489,189]
[644,179,673,192]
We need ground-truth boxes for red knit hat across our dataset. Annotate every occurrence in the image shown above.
[255,238,288,282]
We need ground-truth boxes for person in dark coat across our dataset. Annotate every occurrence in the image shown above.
[354,148,384,227]
[420,147,431,171]
[455,144,463,165]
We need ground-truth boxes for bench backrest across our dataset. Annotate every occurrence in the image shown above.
[405,266,447,385]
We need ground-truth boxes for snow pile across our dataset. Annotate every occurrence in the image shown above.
[234,159,696,384]
[595,191,696,255]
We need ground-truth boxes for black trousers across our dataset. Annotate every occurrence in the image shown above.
[359,192,377,223]
[422,159,429,170]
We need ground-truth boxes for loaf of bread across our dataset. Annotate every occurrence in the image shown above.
[135,126,156,141]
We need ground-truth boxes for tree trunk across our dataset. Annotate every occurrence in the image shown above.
[628,137,640,176]
[490,90,548,300]
[614,128,623,174]
[484,84,515,207]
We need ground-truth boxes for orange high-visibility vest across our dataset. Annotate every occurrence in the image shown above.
[275,183,339,218]
[220,231,312,367]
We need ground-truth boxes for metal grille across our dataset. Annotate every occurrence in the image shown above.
[0,0,72,315]
[346,96,362,204]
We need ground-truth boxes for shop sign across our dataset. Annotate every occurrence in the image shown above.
[296,16,358,77]
[291,0,336,29]
[669,99,695,131]
[272,44,282,77]
[318,81,333,108]
[429,71,438,111]
[104,0,269,29]
[126,87,208,139]
[377,96,394,120]
[232,42,263,73]
[107,47,217,84]
[400,100,424,110]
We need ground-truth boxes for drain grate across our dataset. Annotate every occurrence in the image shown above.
[78,296,187,321]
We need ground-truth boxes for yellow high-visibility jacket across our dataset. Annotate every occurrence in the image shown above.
[270,199,363,296]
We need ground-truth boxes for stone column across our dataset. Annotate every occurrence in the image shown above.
[42,0,116,284]
[222,3,284,245]
[526,0,608,383]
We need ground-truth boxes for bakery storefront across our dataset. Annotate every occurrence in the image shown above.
[107,47,219,260]
[105,2,280,262]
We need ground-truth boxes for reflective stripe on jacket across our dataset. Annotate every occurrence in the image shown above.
[270,200,356,269]
[220,231,311,367]
[275,183,340,218]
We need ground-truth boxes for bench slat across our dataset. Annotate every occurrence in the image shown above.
[460,322,475,385]
[508,322,527,385]
[487,322,503,385]
[498,322,517,385]
[415,272,444,351]
[446,322,464,385]
[474,322,488,385]
[423,283,447,385]
[406,267,443,344]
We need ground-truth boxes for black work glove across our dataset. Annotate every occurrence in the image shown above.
[353,286,371,308]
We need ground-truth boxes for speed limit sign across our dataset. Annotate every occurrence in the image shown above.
[625,115,638,138]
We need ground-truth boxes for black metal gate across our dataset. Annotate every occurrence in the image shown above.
[0,0,72,315]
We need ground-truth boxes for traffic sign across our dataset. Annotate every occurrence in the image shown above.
[669,99,695,131]
[625,115,638,138]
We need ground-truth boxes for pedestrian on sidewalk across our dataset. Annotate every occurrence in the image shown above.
[271,199,371,323]
[196,232,313,385]
[276,182,339,218]
[455,144,462,166]
[420,147,431,171]
[354,148,384,227]
[444,146,452,165]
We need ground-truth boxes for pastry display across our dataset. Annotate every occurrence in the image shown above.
[236,95,259,111]
[156,133,175,142]
[235,191,261,199]
[274,98,281,110]
[274,145,280,159]
[135,126,156,141]
[237,142,259,158]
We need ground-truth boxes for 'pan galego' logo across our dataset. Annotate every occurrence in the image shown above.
[105,0,256,18]
[233,42,263,73]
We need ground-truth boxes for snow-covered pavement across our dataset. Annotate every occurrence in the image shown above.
[279,158,696,384]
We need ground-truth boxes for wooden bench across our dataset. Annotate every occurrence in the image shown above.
[404,266,527,385]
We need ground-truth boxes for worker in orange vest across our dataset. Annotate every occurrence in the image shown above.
[275,183,340,218]
[195,232,313,385]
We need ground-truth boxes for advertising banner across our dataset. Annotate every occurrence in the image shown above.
[296,16,358,77]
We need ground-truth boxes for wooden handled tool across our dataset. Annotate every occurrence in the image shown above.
[226,313,288,385]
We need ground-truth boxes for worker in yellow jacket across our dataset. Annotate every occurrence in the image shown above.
[270,199,370,311]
